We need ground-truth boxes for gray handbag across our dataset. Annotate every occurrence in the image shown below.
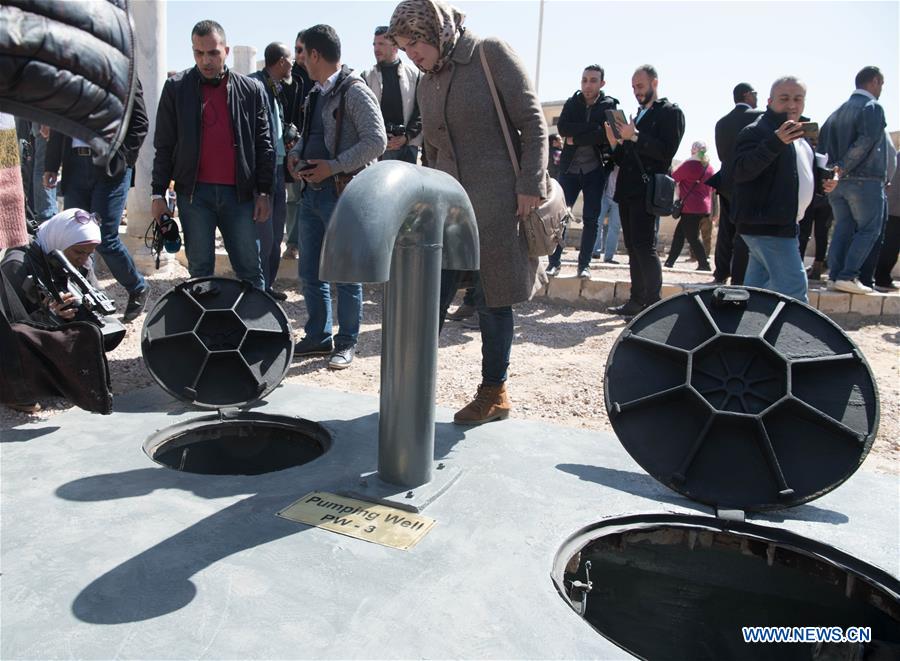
[479,45,567,258]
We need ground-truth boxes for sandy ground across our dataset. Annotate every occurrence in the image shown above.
[2,253,897,477]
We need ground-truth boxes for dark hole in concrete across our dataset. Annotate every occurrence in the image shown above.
[144,414,329,476]
[560,524,900,661]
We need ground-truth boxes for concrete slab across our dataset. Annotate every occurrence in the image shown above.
[546,275,582,302]
[613,280,631,303]
[817,290,851,314]
[2,384,897,659]
[580,279,616,304]
[849,293,885,316]
[660,283,683,300]
[883,294,900,319]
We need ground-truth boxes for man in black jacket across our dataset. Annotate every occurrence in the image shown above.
[151,20,273,289]
[605,65,684,317]
[732,76,835,303]
[712,82,761,285]
[281,32,315,262]
[546,65,618,279]
[43,79,149,322]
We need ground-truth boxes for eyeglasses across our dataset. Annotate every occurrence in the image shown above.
[295,46,303,54]
[73,210,100,225]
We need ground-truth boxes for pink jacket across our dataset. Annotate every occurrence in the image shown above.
[673,159,714,215]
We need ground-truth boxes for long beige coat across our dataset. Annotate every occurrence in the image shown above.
[418,30,548,307]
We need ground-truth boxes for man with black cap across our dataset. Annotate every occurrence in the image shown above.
[711,82,762,285]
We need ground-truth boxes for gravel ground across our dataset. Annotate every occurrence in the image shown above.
[3,255,897,476]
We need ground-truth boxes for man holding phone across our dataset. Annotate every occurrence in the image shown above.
[604,64,684,317]
[286,25,386,370]
[730,76,836,303]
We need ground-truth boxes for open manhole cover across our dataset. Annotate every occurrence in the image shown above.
[143,412,330,476]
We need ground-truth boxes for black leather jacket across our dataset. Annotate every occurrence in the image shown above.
[46,79,148,193]
[556,90,618,174]
[151,66,274,200]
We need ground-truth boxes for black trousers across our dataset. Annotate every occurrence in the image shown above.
[666,213,709,267]
[798,203,833,261]
[619,197,662,306]
[713,196,748,284]
[875,215,900,286]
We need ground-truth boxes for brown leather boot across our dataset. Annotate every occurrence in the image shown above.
[453,383,511,425]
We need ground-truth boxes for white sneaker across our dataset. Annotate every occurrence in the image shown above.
[832,279,874,295]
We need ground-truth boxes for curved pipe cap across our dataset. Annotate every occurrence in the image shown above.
[319,161,479,283]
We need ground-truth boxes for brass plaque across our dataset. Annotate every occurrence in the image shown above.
[277,491,436,550]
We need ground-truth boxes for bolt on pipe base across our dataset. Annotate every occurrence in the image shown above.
[345,462,462,514]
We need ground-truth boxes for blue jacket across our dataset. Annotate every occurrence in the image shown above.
[819,92,888,182]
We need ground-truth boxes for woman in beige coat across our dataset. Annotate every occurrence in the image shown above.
[388,0,548,425]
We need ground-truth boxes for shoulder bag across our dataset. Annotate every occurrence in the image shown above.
[332,78,363,197]
[630,144,675,217]
[479,45,567,258]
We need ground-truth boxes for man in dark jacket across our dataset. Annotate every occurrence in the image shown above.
[546,65,618,279]
[605,64,685,317]
[819,66,889,295]
[281,32,315,261]
[151,20,273,290]
[250,42,293,300]
[732,76,836,303]
[43,79,149,322]
[712,82,762,285]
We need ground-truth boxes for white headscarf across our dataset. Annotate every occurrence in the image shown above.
[35,209,101,254]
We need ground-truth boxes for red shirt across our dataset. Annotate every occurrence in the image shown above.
[196,80,236,186]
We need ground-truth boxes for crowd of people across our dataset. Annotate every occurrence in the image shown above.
[2,0,897,424]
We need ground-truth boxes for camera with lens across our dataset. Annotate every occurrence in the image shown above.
[385,123,407,137]
[144,212,182,269]
[283,122,299,149]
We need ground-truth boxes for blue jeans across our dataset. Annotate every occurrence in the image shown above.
[592,195,621,261]
[31,130,58,221]
[858,194,888,288]
[439,270,513,385]
[741,233,808,303]
[255,166,287,289]
[549,166,607,270]
[62,158,146,294]
[178,183,264,289]
[297,184,362,347]
[827,179,886,282]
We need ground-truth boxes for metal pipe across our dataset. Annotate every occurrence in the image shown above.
[319,161,479,487]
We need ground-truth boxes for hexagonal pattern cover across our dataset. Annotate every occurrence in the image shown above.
[141,278,294,408]
[604,287,879,511]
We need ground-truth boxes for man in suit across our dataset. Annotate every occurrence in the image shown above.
[712,82,762,285]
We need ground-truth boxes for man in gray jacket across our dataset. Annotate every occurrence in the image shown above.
[286,24,386,370]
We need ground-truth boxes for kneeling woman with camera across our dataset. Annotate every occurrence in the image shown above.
[1,209,103,323]
[1,210,120,414]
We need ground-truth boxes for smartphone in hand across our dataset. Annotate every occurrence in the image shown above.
[800,121,819,142]
[605,109,627,140]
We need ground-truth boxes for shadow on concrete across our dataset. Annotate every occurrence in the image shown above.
[0,425,61,444]
[57,412,380,625]
[557,463,849,524]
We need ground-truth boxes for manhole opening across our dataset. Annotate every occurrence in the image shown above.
[144,415,329,476]
[559,524,900,661]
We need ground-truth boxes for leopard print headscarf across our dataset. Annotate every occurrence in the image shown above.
[388,0,465,74]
